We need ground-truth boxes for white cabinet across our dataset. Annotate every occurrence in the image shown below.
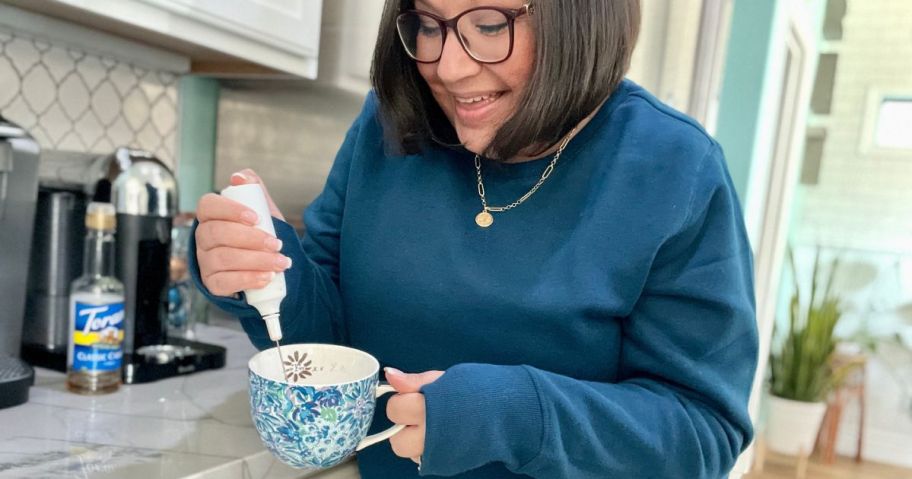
[316,0,383,93]
[49,0,323,78]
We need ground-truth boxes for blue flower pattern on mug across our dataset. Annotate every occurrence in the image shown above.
[249,371,377,469]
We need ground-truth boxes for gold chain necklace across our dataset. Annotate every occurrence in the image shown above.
[473,127,578,228]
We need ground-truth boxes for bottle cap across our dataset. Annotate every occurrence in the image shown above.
[85,202,117,231]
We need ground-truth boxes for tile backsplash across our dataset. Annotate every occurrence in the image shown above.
[214,82,365,228]
[0,27,178,168]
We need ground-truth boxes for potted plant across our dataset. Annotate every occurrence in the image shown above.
[766,248,858,456]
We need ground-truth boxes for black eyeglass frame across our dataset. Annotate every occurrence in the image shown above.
[395,3,534,65]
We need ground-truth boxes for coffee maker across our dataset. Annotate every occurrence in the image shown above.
[21,150,98,371]
[22,148,225,383]
[0,116,38,409]
[110,148,225,383]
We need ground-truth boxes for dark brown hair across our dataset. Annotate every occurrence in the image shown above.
[370,0,641,160]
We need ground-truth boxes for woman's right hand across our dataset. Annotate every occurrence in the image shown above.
[195,169,292,297]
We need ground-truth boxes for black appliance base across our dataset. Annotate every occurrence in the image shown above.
[123,338,226,384]
[21,339,226,384]
[0,356,34,409]
[20,343,67,372]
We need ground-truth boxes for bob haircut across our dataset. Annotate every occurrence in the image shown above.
[371,0,641,160]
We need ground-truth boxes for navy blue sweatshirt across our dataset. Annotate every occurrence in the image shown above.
[190,80,758,478]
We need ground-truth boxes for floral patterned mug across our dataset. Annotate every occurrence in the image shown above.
[248,343,404,469]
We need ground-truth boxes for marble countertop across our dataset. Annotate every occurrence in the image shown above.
[0,322,358,479]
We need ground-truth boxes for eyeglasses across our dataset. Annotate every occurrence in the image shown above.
[396,4,533,64]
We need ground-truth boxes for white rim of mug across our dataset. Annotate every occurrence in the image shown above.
[248,343,381,387]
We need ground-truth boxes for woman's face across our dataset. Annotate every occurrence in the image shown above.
[414,0,535,156]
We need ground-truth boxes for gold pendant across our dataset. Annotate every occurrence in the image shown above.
[475,211,493,228]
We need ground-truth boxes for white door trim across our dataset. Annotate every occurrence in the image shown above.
[733,1,818,476]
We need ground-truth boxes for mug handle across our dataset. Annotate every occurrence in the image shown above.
[355,384,406,451]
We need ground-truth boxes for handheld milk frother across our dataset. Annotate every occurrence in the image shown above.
[221,184,288,379]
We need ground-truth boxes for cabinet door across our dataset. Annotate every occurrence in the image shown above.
[50,0,322,77]
[142,0,321,58]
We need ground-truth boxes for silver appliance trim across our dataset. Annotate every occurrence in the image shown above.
[111,148,178,218]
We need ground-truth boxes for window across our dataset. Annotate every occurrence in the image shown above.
[859,91,912,155]
[874,99,912,149]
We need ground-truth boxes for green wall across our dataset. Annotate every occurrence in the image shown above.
[715,0,781,203]
[176,76,220,213]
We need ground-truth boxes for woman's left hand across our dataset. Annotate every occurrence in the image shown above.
[384,367,445,465]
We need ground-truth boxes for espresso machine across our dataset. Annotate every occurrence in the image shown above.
[0,116,37,409]
[20,149,96,372]
[22,147,224,383]
[110,148,225,383]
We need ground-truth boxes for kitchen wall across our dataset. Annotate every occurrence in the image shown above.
[0,25,181,168]
[794,0,912,255]
[214,84,364,229]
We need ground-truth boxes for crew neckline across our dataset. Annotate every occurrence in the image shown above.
[460,79,632,180]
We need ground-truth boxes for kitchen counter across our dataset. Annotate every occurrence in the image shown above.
[0,322,359,479]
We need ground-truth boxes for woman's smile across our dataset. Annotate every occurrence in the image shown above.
[451,90,506,125]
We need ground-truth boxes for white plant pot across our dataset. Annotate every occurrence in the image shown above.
[766,395,828,456]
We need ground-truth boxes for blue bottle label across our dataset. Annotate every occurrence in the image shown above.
[72,301,125,372]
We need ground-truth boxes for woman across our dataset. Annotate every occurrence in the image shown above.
[191,0,758,477]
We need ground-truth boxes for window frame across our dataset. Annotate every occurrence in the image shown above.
[860,89,912,155]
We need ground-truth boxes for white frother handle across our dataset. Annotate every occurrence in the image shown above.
[221,183,276,235]
[221,183,285,341]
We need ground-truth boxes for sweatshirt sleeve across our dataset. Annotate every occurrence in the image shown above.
[188,94,378,350]
[418,144,758,478]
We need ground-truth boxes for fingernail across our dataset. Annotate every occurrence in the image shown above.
[241,210,258,224]
[258,272,275,283]
[384,367,403,377]
[265,237,282,251]
[275,256,292,269]
[231,172,249,181]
